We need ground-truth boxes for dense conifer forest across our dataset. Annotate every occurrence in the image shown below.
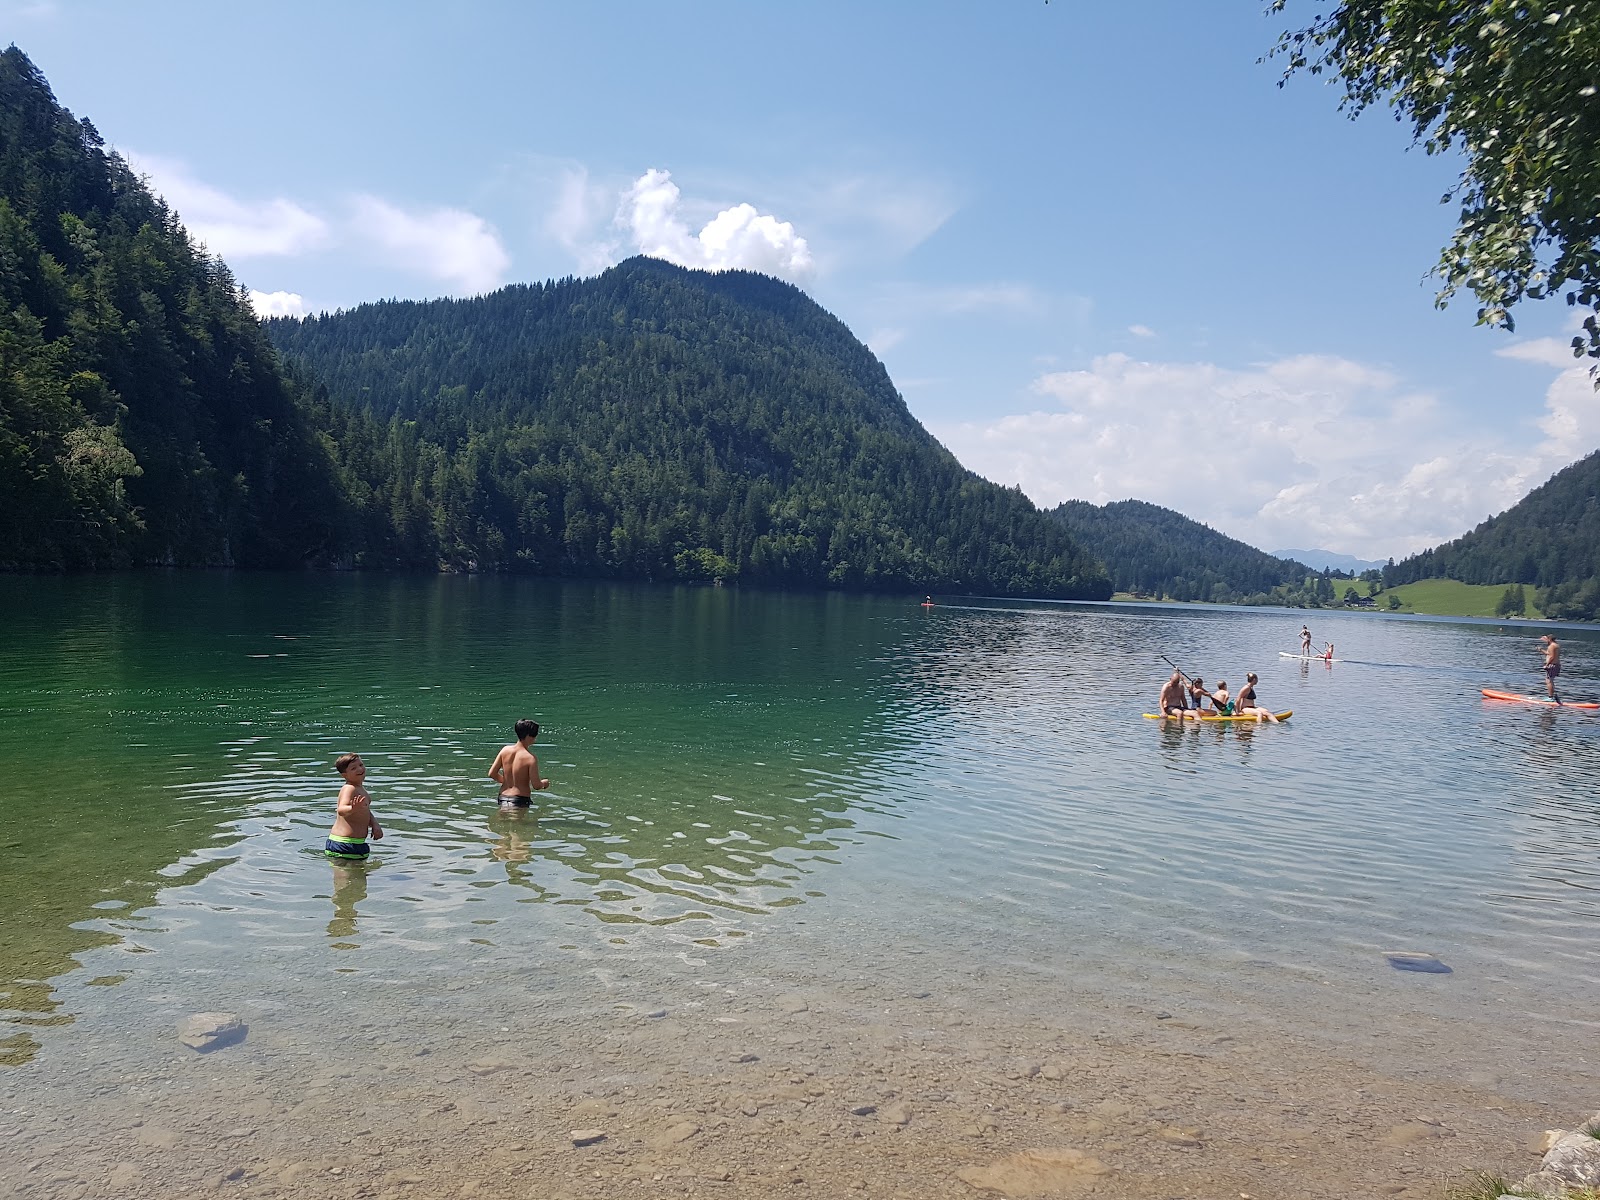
[0,48,1108,598]
[265,259,1111,597]
[1384,450,1600,619]
[0,46,342,567]
[1047,499,1332,605]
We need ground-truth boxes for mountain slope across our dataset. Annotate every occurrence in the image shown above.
[1049,499,1310,602]
[1385,449,1600,617]
[268,257,1112,598]
[0,47,343,567]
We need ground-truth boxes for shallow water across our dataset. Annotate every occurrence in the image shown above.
[2,575,1598,1195]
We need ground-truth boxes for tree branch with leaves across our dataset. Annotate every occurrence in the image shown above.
[1269,1,1600,376]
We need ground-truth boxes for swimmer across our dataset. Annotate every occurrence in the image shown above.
[327,753,383,860]
[488,718,550,808]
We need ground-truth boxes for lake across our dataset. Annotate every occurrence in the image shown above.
[2,574,1597,1199]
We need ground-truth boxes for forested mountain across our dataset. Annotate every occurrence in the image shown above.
[1048,499,1316,603]
[267,258,1111,598]
[1385,450,1600,619]
[1,48,1107,596]
[0,47,342,567]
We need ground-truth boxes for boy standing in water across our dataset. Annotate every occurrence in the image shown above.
[488,718,551,808]
[327,753,383,859]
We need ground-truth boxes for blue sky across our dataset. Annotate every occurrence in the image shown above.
[9,0,1596,560]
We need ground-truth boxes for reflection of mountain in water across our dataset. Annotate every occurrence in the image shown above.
[0,575,927,1064]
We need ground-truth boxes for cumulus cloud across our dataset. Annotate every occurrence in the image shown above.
[350,196,511,295]
[247,290,308,318]
[124,152,329,259]
[932,350,1597,561]
[618,169,813,280]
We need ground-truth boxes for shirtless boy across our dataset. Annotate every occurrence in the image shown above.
[327,753,383,859]
[1540,635,1562,701]
[488,718,550,808]
[1157,670,1189,717]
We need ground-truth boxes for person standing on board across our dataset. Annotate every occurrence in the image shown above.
[488,718,550,808]
[1300,625,1313,657]
[1540,635,1562,702]
[1157,670,1189,718]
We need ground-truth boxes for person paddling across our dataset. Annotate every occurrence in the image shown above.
[1540,634,1562,702]
[1300,625,1313,657]
[1187,674,1212,717]
[1236,672,1279,723]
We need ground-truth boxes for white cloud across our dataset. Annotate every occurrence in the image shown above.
[544,165,619,274]
[350,196,511,295]
[247,290,308,318]
[123,151,330,259]
[868,328,907,355]
[618,169,813,280]
[1129,324,1156,338]
[932,350,1600,561]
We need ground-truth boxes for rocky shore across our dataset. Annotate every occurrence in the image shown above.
[1488,1112,1600,1199]
[2,945,1594,1200]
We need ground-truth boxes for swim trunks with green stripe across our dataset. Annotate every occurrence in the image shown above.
[325,835,370,859]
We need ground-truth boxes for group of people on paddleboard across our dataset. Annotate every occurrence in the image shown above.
[1157,668,1280,723]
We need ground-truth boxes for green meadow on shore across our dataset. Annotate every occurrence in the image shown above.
[1111,578,1546,620]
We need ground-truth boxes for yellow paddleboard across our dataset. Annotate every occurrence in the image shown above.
[1143,710,1292,722]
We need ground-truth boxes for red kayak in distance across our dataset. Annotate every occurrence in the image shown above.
[1481,688,1600,710]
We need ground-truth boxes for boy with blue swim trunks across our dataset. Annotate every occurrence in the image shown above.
[327,753,383,859]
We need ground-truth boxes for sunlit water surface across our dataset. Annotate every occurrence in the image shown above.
[2,575,1597,1105]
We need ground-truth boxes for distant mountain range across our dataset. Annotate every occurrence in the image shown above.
[1272,549,1387,574]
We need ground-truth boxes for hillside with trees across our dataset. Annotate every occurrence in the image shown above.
[1,47,1108,597]
[0,46,342,568]
[267,258,1111,598]
[1384,450,1600,620]
[1047,499,1323,604]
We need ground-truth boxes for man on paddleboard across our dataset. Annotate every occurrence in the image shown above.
[1540,635,1562,702]
[1158,670,1189,717]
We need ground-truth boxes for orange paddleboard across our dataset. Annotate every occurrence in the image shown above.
[1481,688,1599,710]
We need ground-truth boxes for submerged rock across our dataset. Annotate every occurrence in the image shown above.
[177,1012,247,1053]
[1382,951,1452,974]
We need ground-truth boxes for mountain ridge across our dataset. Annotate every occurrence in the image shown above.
[267,256,1113,598]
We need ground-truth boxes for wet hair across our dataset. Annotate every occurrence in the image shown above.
[1216,681,1227,690]
[334,753,361,774]
[514,718,539,740]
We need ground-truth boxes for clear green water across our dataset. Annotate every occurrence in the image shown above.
[1,574,1597,1102]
